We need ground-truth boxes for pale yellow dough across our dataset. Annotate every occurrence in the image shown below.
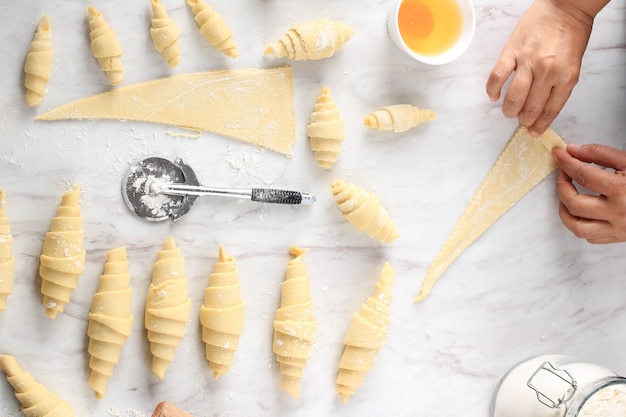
[39,185,85,319]
[273,246,317,400]
[88,5,123,85]
[187,0,238,58]
[416,126,567,301]
[150,0,181,67]
[306,86,345,169]
[88,246,133,400]
[0,354,75,417]
[330,179,400,244]
[24,15,53,107]
[36,66,296,156]
[265,18,354,60]
[200,244,244,380]
[0,190,15,311]
[364,104,436,133]
[145,236,191,381]
[336,262,395,403]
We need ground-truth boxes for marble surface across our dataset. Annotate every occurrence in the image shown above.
[0,1,625,416]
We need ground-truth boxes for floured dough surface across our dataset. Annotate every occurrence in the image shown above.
[37,66,296,156]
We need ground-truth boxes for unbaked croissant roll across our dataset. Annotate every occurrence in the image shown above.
[0,190,15,311]
[150,0,181,67]
[145,236,191,381]
[364,104,436,133]
[336,262,395,403]
[273,246,317,399]
[88,5,123,85]
[24,15,53,107]
[200,244,244,380]
[264,18,354,60]
[187,0,238,58]
[88,246,133,399]
[306,86,344,169]
[39,185,85,319]
[330,180,399,244]
[0,354,76,417]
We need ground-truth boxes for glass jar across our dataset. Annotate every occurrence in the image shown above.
[490,354,626,417]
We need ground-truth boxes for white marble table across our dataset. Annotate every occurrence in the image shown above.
[0,1,625,416]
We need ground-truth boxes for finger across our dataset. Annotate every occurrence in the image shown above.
[556,168,609,219]
[502,65,533,118]
[486,51,516,101]
[567,144,626,171]
[527,84,573,137]
[558,202,615,241]
[553,147,617,196]
[517,73,553,129]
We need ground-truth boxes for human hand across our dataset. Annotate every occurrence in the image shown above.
[486,0,596,136]
[553,143,626,244]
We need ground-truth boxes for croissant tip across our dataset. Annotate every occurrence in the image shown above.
[87,5,100,19]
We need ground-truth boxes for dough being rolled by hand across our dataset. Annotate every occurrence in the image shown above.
[88,5,123,85]
[336,262,395,403]
[364,104,436,133]
[24,15,53,107]
[0,190,15,311]
[150,0,181,67]
[0,354,76,417]
[145,236,191,381]
[39,185,86,319]
[306,86,344,169]
[187,0,238,58]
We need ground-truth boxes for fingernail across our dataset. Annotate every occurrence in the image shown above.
[567,143,581,151]
[529,129,540,138]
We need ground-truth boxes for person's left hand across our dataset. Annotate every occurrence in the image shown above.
[553,143,626,243]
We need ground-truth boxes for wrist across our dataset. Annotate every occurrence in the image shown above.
[547,0,610,25]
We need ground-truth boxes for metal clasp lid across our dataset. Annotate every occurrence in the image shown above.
[527,361,579,410]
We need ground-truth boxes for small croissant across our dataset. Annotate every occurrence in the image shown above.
[200,244,244,380]
[265,18,354,60]
[39,185,86,319]
[364,104,436,133]
[150,0,181,67]
[336,262,395,403]
[273,246,317,399]
[306,86,345,169]
[0,354,76,417]
[330,180,399,244]
[88,5,123,85]
[187,0,238,58]
[88,246,133,399]
[145,236,191,381]
[24,15,53,107]
[0,190,15,311]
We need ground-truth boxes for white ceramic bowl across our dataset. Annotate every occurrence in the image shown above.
[387,0,476,65]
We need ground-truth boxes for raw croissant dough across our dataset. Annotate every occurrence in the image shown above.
[24,15,53,107]
[39,185,86,319]
[265,18,354,60]
[273,246,317,399]
[364,104,436,133]
[88,246,133,399]
[307,86,345,169]
[330,179,399,243]
[200,244,244,380]
[150,0,181,67]
[0,190,15,311]
[187,0,238,58]
[336,262,395,403]
[37,66,296,156]
[416,126,567,301]
[145,236,191,381]
[88,5,123,85]
[0,354,76,417]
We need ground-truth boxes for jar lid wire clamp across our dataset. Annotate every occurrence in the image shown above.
[527,361,579,410]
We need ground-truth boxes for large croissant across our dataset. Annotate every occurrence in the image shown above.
[336,262,395,403]
[24,15,53,107]
[364,104,436,133]
[0,354,76,417]
[273,246,317,399]
[265,18,354,60]
[0,190,15,311]
[330,180,399,244]
[88,5,123,85]
[187,0,238,58]
[200,244,244,380]
[150,0,181,67]
[39,185,86,319]
[306,86,345,169]
[88,246,133,399]
[145,236,191,381]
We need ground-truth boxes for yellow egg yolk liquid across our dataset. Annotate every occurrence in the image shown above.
[398,0,463,56]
